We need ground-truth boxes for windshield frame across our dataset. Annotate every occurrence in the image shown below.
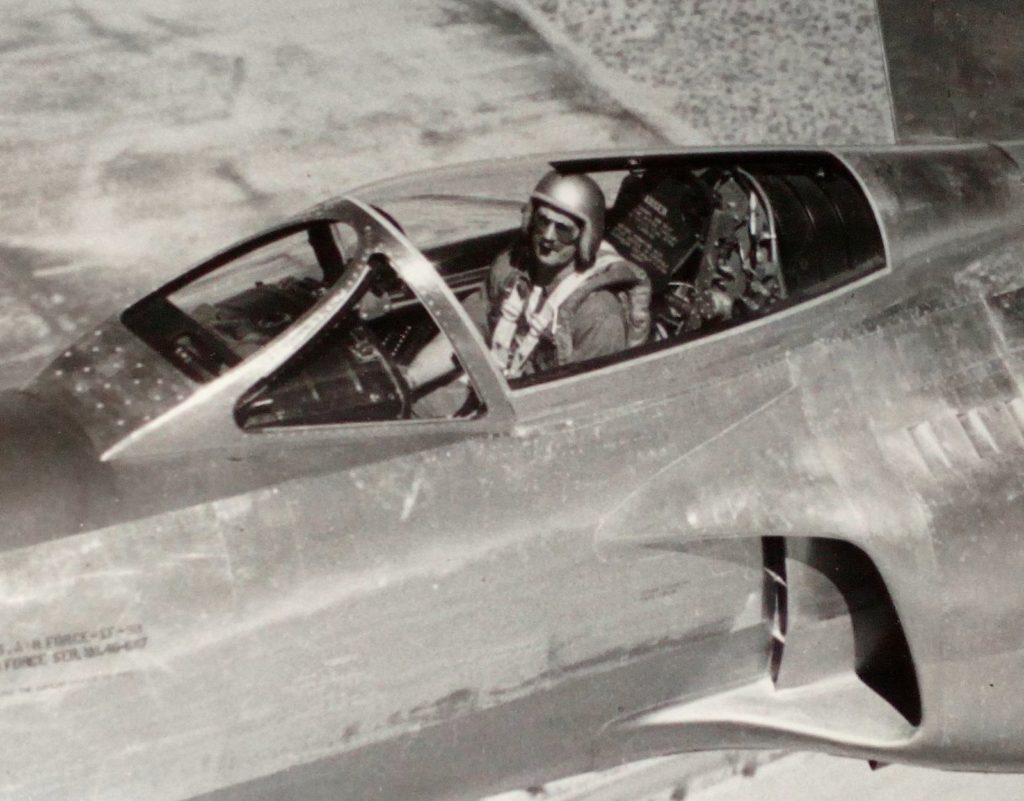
[106,199,514,460]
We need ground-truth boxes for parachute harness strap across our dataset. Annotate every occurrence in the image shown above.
[492,265,601,379]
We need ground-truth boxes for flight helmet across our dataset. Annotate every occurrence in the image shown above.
[525,171,606,266]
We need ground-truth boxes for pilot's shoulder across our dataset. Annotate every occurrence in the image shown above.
[487,245,527,297]
[594,241,649,284]
[489,247,517,278]
[575,286,623,312]
[571,287,627,340]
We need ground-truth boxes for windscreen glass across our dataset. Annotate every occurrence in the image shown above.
[122,222,355,382]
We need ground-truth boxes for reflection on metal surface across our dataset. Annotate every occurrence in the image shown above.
[3,140,1024,800]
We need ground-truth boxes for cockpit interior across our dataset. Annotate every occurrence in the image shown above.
[120,153,886,427]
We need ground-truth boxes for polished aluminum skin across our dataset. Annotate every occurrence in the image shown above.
[1,142,1024,801]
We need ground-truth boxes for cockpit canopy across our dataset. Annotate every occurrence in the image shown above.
[104,151,884,431]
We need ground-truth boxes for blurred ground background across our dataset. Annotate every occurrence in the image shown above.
[2,0,1024,799]
[0,0,894,386]
[3,0,1024,387]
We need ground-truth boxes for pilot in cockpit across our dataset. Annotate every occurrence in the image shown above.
[406,170,651,399]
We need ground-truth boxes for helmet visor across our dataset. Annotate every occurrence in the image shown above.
[529,206,581,245]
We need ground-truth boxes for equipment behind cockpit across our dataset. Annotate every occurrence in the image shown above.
[605,156,884,343]
[606,167,784,339]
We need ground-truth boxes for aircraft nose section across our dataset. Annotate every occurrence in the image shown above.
[0,390,112,551]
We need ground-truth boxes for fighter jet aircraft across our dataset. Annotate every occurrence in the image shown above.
[2,137,1024,801]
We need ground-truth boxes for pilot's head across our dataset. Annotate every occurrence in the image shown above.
[524,171,606,271]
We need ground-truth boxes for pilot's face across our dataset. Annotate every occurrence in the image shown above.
[529,205,581,273]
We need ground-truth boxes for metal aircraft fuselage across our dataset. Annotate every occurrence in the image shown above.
[2,142,1024,801]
